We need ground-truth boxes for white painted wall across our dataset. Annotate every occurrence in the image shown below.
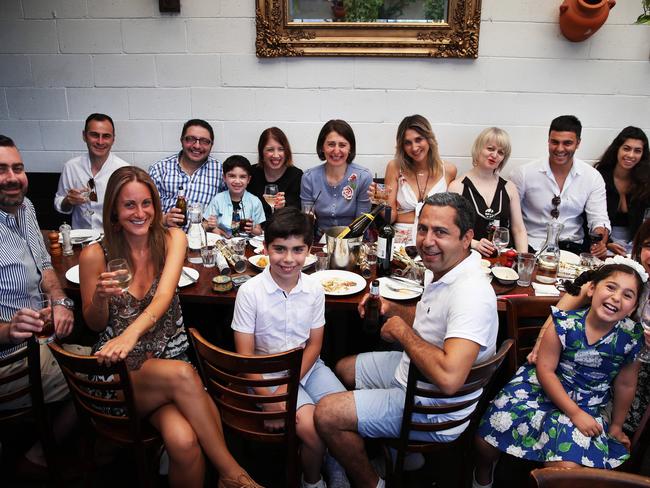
[0,0,648,179]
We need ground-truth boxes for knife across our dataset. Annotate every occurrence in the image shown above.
[388,276,423,288]
[181,268,197,284]
[385,278,422,292]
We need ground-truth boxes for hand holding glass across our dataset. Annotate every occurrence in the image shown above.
[107,258,136,318]
[264,184,279,214]
[32,293,54,344]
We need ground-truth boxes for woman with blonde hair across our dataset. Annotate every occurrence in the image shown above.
[449,127,528,256]
[79,166,261,488]
[380,114,456,243]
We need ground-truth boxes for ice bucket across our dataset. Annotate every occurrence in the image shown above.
[325,226,362,271]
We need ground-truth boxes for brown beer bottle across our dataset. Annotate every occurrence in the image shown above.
[363,280,381,333]
[175,185,187,227]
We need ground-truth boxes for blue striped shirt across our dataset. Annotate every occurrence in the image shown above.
[148,152,226,231]
[0,198,51,357]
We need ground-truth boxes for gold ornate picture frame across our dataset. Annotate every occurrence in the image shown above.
[256,0,481,58]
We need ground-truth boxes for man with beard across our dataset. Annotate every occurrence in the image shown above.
[149,119,226,230]
[54,113,128,229]
[0,135,77,475]
[314,193,498,488]
[509,115,610,258]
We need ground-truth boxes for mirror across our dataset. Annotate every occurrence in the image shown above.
[256,0,481,58]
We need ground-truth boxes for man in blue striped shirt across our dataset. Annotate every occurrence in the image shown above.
[148,119,226,230]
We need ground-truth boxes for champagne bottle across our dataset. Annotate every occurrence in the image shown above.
[363,280,381,334]
[175,185,187,227]
[336,203,385,239]
[376,206,394,277]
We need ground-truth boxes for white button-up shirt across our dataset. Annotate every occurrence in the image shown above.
[509,157,611,250]
[231,267,325,381]
[54,153,129,230]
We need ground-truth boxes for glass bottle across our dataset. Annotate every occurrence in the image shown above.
[376,206,394,277]
[186,203,206,264]
[363,280,381,334]
[535,221,564,284]
[175,185,187,228]
[59,222,73,256]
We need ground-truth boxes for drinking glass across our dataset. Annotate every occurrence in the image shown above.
[79,187,95,218]
[315,251,329,272]
[492,227,510,257]
[588,223,604,247]
[201,246,216,268]
[107,258,136,318]
[371,183,390,205]
[32,293,54,344]
[516,253,536,287]
[263,184,279,214]
[636,300,650,363]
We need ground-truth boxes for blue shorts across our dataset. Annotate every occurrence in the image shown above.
[353,351,459,442]
[296,358,346,410]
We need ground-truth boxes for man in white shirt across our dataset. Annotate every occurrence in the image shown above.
[314,193,498,488]
[509,115,610,258]
[54,113,128,229]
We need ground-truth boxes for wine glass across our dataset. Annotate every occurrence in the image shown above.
[263,184,279,214]
[636,300,650,363]
[588,223,604,247]
[107,258,136,318]
[492,226,510,257]
[79,186,95,218]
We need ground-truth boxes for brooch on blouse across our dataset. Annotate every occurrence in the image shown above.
[342,173,357,201]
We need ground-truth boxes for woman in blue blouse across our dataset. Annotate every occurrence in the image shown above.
[300,119,372,237]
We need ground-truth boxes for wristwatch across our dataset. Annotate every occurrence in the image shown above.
[52,297,75,310]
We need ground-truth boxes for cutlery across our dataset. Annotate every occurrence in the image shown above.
[384,282,421,294]
[388,276,423,289]
[181,268,197,284]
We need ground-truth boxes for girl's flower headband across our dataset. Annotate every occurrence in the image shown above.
[603,255,648,283]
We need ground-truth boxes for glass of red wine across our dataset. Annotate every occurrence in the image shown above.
[588,224,604,247]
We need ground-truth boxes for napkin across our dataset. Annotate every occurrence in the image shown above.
[531,282,560,297]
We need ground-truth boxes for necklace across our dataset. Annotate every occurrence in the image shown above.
[415,170,431,203]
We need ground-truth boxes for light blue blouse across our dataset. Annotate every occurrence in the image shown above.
[300,162,372,233]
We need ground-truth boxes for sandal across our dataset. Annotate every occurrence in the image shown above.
[218,472,264,488]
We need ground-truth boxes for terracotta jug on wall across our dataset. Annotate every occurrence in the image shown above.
[559,0,616,42]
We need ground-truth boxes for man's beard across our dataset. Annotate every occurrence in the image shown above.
[0,183,26,208]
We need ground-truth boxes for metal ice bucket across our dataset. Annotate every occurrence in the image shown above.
[325,226,362,271]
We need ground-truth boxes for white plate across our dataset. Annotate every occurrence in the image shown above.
[560,250,580,265]
[249,235,264,246]
[248,254,317,271]
[377,277,421,301]
[64,264,199,288]
[188,232,223,250]
[59,229,101,244]
[311,270,366,296]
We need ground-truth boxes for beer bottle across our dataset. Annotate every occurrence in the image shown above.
[175,185,187,227]
[363,280,381,333]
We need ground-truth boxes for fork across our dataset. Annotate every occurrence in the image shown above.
[384,282,421,294]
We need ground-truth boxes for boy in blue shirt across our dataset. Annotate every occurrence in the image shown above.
[204,155,265,236]
[232,207,349,488]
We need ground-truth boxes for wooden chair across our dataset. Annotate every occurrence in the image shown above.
[381,339,513,488]
[530,467,650,487]
[619,401,650,474]
[189,328,303,488]
[0,338,62,484]
[48,342,162,488]
[504,296,560,376]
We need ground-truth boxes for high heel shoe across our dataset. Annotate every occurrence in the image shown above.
[218,471,264,488]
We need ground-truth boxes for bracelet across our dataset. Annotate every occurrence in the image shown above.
[142,309,157,326]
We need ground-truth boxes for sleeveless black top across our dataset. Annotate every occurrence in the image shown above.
[461,176,513,246]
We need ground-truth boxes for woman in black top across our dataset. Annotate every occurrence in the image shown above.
[248,127,303,221]
[594,126,650,255]
[449,127,528,256]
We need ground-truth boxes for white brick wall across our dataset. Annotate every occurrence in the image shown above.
[0,0,647,178]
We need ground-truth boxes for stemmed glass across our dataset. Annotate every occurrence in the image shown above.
[492,226,510,257]
[263,184,279,214]
[80,186,95,218]
[107,258,136,318]
[636,300,650,363]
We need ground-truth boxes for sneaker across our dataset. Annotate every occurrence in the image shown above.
[301,476,327,488]
[323,453,350,488]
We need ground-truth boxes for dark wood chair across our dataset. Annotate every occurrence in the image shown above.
[0,337,61,484]
[619,401,650,474]
[530,467,650,487]
[381,339,513,488]
[189,327,303,488]
[504,296,560,376]
[48,342,162,488]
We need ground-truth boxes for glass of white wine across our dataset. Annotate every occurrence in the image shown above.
[492,226,510,257]
[107,258,136,318]
[263,184,279,214]
[636,299,650,363]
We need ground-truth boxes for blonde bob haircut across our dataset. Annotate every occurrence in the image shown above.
[471,127,512,172]
[395,115,444,178]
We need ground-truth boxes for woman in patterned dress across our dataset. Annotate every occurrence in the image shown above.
[473,261,647,488]
[79,167,261,488]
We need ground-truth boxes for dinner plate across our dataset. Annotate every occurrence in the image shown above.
[188,232,223,250]
[560,250,580,265]
[310,270,366,296]
[248,254,317,271]
[59,229,101,244]
[249,235,265,247]
[377,277,421,301]
[64,264,199,288]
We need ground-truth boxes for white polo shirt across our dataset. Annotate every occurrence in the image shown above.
[393,250,498,388]
[231,267,325,381]
[509,157,611,250]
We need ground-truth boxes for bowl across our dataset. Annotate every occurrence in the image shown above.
[491,266,519,285]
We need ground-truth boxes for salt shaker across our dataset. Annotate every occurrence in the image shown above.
[59,222,73,256]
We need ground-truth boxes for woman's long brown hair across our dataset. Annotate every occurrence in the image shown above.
[394,114,444,181]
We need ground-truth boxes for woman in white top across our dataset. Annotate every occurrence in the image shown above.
[448,127,528,256]
[379,115,456,244]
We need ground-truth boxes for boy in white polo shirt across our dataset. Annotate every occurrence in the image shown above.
[232,207,348,488]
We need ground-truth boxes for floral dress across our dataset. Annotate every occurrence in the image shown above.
[478,307,643,469]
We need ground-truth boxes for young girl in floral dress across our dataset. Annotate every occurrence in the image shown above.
[473,258,648,488]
